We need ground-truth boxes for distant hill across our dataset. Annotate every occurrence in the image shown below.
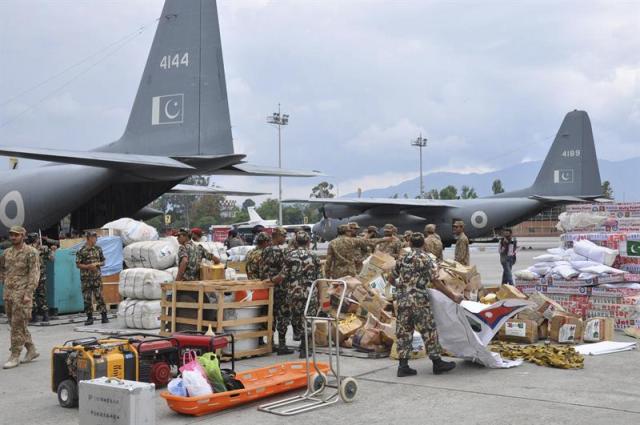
[344,158,639,201]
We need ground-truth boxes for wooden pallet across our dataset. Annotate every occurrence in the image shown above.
[159,280,274,359]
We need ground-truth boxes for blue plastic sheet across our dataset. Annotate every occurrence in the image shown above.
[70,236,124,276]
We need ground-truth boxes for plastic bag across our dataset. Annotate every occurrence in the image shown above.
[179,351,207,378]
[182,370,213,397]
[197,353,226,393]
[167,378,187,397]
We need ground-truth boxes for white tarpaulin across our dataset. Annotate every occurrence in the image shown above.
[428,289,532,368]
[575,341,637,356]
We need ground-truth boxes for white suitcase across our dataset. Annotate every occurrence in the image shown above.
[79,377,155,425]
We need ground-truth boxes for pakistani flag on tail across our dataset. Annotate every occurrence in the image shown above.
[627,241,640,257]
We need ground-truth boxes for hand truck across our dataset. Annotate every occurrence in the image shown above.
[258,279,359,415]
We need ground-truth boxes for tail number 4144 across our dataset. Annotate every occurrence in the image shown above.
[160,53,189,70]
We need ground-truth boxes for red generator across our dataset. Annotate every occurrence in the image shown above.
[172,331,236,371]
[116,334,180,388]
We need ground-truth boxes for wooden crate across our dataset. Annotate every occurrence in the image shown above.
[101,273,121,306]
[159,280,274,359]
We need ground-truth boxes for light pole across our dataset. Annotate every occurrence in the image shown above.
[267,104,289,225]
[411,134,427,198]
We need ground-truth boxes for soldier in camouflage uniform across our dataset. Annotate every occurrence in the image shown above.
[260,227,294,355]
[246,232,270,279]
[277,231,321,358]
[76,231,108,325]
[347,222,368,273]
[453,220,470,265]
[390,232,461,377]
[29,233,55,322]
[1,226,40,369]
[325,224,389,278]
[423,224,443,261]
[176,228,219,281]
[375,224,404,259]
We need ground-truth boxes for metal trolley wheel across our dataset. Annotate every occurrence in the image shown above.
[311,372,327,392]
[339,377,358,403]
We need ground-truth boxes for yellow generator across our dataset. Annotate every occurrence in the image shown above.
[51,337,139,408]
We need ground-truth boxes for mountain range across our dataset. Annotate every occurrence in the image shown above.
[344,157,639,201]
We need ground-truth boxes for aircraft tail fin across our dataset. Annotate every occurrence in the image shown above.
[248,206,263,223]
[530,110,602,197]
[103,0,233,157]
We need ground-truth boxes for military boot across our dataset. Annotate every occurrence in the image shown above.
[42,311,50,323]
[22,345,40,363]
[3,355,20,369]
[397,358,417,377]
[30,312,39,323]
[298,336,312,359]
[432,356,456,375]
[277,340,294,356]
[84,314,94,326]
[101,312,110,324]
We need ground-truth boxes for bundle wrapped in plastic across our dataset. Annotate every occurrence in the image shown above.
[195,241,228,263]
[118,299,161,329]
[119,268,174,300]
[124,238,179,270]
[103,217,159,245]
[573,239,617,266]
[556,212,607,232]
[227,245,255,262]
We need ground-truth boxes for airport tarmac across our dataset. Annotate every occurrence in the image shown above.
[0,237,639,425]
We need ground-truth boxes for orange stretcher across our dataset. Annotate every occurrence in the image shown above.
[161,361,330,416]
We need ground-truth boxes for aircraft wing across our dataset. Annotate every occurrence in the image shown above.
[216,163,324,177]
[169,184,269,196]
[529,195,606,203]
[0,146,195,170]
[284,197,456,208]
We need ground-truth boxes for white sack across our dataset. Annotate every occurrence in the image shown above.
[117,299,161,329]
[124,238,179,270]
[528,265,551,276]
[552,265,580,279]
[534,254,564,262]
[119,268,173,300]
[580,265,626,275]
[103,217,159,246]
[514,270,540,280]
[573,240,618,266]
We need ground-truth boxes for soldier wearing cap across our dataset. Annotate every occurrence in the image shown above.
[28,232,56,323]
[366,226,379,239]
[76,230,108,326]
[453,220,470,266]
[347,222,368,273]
[390,232,461,377]
[424,224,444,261]
[274,231,321,358]
[1,226,40,369]
[402,230,412,248]
[325,224,384,279]
[176,228,219,282]
[260,227,294,355]
[375,224,404,259]
[246,232,270,280]
[190,227,204,242]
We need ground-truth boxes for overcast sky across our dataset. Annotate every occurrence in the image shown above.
[1,0,639,202]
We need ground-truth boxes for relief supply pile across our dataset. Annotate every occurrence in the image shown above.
[107,219,180,330]
[513,202,640,333]
[315,252,534,368]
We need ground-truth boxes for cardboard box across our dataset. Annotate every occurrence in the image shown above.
[226,261,246,274]
[358,252,396,284]
[529,292,568,320]
[538,321,549,340]
[496,284,528,301]
[337,315,364,343]
[550,315,584,344]
[583,317,615,342]
[200,264,225,280]
[498,319,538,344]
[60,237,84,249]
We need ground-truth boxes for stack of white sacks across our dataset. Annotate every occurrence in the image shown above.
[515,239,623,282]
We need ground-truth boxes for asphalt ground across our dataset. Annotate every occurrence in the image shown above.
[0,237,638,425]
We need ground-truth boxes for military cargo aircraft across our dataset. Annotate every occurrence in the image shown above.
[287,110,606,245]
[0,0,318,237]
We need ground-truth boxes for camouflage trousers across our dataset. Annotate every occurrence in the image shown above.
[290,283,318,339]
[81,277,106,315]
[33,277,49,314]
[396,290,442,359]
[274,283,292,342]
[4,294,34,356]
